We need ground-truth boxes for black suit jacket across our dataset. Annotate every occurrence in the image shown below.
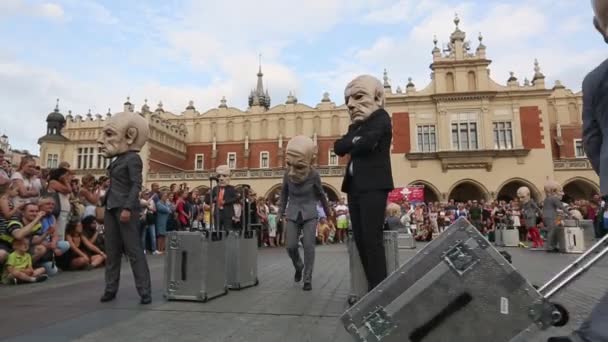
[205,185,238,218]
[583,58,608,194]
[103,151,143,211]
[334,108,394,194]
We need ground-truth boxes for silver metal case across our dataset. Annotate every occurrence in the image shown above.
[347,230,400,305]
[163,231,228,302]
[225,230,259,290]
[342,218,542,342]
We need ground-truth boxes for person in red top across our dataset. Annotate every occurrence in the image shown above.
[175,190,189,230]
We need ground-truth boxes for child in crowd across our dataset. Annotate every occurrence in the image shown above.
[2,239,48,284]
[0,181,21,263]
[385,203,406,232]
[268,203,278,246]
[429,207,439,233]
[56,221,106,270]
[316,217,330,244]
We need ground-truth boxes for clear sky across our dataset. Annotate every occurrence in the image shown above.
[0,0,605,154]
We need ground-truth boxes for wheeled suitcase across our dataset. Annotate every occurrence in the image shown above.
[502,229,520,247]
[398,233,416,249]
[347,230,400,305]
[557,226,585,254]
[163,230,228,302]
[342,217,544,342]
[510,234,608,341]
[225,229,259,290]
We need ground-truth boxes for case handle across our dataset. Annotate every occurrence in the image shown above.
[409,292,473,342]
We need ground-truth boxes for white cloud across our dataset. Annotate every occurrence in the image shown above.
[0,0,65,20]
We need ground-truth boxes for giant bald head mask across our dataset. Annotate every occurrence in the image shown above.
[344,75,385,123]
[97,112,149,158]
[593,0,608,42]
[544,180,564,200]
[517,186,531,204]
[285,135,315,184]
[215,165,231,187]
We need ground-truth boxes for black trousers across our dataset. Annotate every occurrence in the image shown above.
[348,190,388,291]
[214,209,234,231]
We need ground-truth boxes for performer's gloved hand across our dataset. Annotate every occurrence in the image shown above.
[120,209,131,223]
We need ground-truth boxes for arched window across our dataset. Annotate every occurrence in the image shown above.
[227,121,234,141]
[446,72,455,92]
[260,119,268,139]
[313,116,321,134]
[467,71,477,91]
[331,115,340,136]
[279,118,286,135]
[296,116,303,135]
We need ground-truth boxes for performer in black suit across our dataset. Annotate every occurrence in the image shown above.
[97,111,152,305]
[206,165,238,231]
[334,75,394,291]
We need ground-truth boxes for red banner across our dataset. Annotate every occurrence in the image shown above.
[387,186,425,203]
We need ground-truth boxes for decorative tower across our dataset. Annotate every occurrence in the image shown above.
[248,56,271,110]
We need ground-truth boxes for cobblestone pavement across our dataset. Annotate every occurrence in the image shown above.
[0,241,596,342]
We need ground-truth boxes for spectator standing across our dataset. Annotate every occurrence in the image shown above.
[47,168,72,240]
[155,192,171,253]
[11,156,41,205]
[334,198,349,243]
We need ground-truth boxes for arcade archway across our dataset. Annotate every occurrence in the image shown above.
[192,185,210,196]
[496,178,541,203]
[448,179,489,203]
[563,178,599,202]
[407,180,441,203]
[265,184,282,205]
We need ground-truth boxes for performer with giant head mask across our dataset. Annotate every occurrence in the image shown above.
[279,135,330,291]
[542,180,565,253]
[205,165,238,231]
[334,75,394,291]
[517,186,543,249]
[97,111,152,305]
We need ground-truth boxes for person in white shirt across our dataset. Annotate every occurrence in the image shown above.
[11,156,41,205]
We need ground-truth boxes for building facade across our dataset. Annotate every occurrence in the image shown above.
[38,17,599,203]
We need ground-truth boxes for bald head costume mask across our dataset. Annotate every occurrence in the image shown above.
[285,135,316,184]
[344,75,385,123]
[97,112,149,158]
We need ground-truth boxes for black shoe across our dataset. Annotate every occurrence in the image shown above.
[548,337,573,342]
[100,292,117,303]
[140,295,152,305]
[294,266,303,283]
[35,275,48,283]
[303,282,312,291]
[546,248,560,253]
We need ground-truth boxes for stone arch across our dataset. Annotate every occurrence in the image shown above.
[226,121,234,141]
[260,119,268,139]
[446,72,455,92]
[562,177,599,202]
[495,178,541,203]
[278,118,286,135]
[467,71,477,91]
[244,119,251,136]
[447,179,490,203]
[264,183,283,204]
[192,185,209,196]
[331,115,340,136]
[313,116,321,134]
[322,183,341,202]
[407,180,441,203]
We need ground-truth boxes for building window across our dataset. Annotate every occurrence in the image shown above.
[451,120,478,151]
[194,154,204,170]
[77,147,95,169]
[46,154,58,168]
[260,151,270,169]
[97,148,109,169]
[328,149,338,166]
[227,152,237,169]
[493,121,513,150]
[416,125,437,152]
[574,139,586,158]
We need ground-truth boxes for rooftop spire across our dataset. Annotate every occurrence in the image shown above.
[383,69,391,89]
[55,98,60,112]
[532,58,545,83]
[248,55,271,109]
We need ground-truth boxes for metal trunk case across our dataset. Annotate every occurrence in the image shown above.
[342,218,543,342]
[225,230,259,290]
[398,233,416,249]
[163,231,228,302]
[347,230,400,305]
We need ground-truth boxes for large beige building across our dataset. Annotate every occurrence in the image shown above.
[39,17,598,203]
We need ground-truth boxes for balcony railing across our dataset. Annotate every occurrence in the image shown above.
[553,159,593,171]
[147,166,345,181]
